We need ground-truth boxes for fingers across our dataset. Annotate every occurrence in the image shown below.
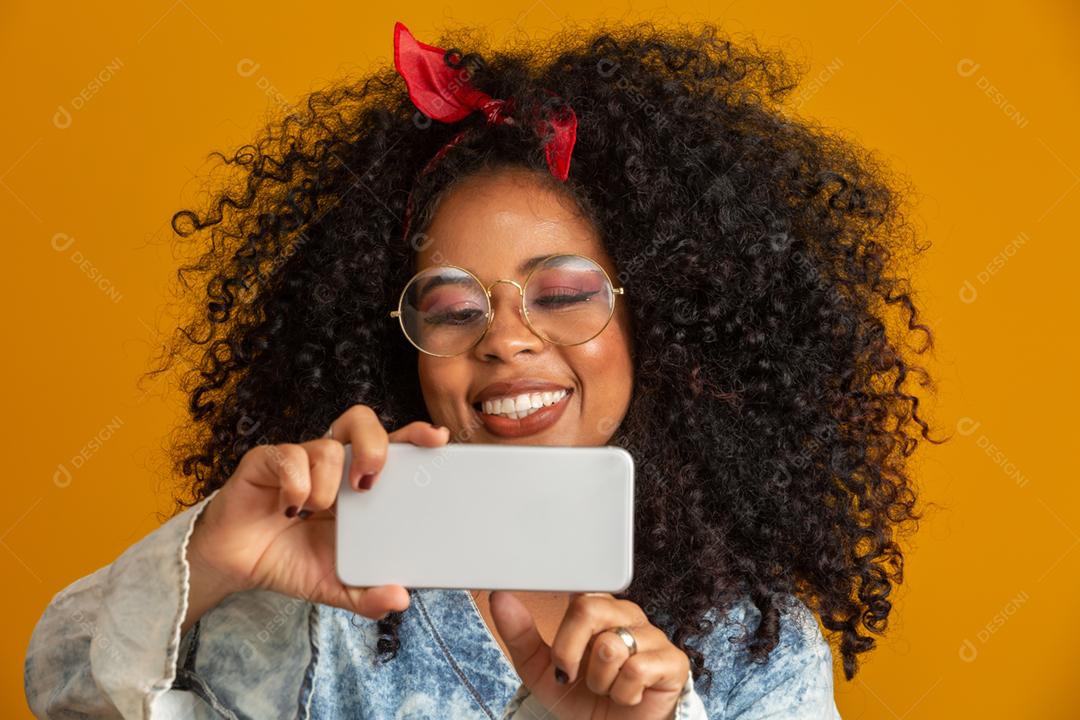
[605,649,687,705]
[584,628,632,695]
[252,443,312,515]
[243,407,449,517]
[332,405,390,490]
[291,438,345,517]
[550,593,649,684]
[328,406,449,491]
[388,420,451,448]
[246,440,344,519]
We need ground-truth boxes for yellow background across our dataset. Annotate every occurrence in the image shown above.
[4,1,1077,717]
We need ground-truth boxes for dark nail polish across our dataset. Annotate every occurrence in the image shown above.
[284,505,298,518]
[554,667,568,684]
[297,509,313,519]
[358,473,375,490]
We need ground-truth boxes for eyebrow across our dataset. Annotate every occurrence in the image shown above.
[416,255,563,296]
[417,274,474,296]
[517,254,556,274]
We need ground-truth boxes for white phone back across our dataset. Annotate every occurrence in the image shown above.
[336,442,634,592]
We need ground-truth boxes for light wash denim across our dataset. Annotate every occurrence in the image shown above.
[24,487,842,719]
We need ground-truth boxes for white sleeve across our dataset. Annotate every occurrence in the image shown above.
[23,487,317,720]
[500,667,707,719]
[24,489,221,718]
[675,669,710,719]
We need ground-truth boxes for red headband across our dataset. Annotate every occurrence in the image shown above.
[392,21,578,243]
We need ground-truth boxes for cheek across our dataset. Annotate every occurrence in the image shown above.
[569,316,634,439]
[417,356,470,423]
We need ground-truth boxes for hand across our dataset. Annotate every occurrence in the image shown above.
[490,591,691,720]
[187,404,449,621]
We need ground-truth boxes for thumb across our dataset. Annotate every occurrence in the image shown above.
[489,591,552,687]
[341,583,411,620]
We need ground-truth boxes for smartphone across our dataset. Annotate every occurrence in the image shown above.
[335,442,634,592]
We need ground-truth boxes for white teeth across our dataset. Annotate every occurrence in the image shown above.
[479,389,568,419]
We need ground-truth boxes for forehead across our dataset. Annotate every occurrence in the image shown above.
[415,168,610,279]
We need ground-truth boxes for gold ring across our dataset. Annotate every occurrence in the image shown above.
[608,626,637,656]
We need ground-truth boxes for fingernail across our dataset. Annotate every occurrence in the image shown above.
[358,473,375,490]
[554,667,568,684]
[284,505,298,518]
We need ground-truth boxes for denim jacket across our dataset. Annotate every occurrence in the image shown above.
[24,487,842,719]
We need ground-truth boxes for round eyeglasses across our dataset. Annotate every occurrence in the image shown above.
[390,254,625,357]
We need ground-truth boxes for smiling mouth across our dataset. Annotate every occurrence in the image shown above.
[473,388,571,420]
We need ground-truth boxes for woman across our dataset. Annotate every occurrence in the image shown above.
[24,18,939,719]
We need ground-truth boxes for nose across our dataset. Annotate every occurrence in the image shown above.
[471,280,544,362]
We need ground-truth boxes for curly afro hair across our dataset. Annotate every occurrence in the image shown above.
[147,19,945,693]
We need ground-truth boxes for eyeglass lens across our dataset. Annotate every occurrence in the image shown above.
[398,255,615,355]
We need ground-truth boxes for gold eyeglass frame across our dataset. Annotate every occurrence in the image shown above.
[389,253,625,358]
